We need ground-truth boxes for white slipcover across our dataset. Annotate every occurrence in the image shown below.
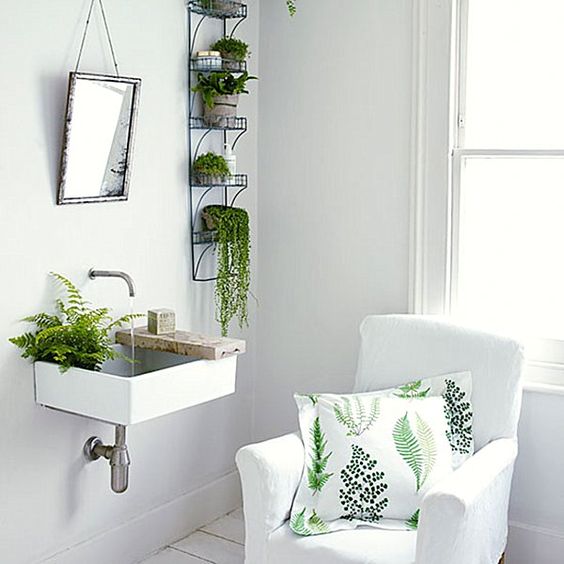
[236,315,524,564]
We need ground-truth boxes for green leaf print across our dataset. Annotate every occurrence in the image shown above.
[393,412,423,491]
[339,445,389,523]
[442,379,473,455]
[307,417,333,494]
[415,413,437,488]
[290,508,330,536]
[406,509,420,530]
[333,397,380,436]
[394,380,431,399]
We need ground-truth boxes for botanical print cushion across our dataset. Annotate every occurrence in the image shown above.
[290,371,474,536]
[290,395,453,536]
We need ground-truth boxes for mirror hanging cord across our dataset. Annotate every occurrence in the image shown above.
[75,0,120,76]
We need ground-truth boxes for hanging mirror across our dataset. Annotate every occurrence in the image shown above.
[57,72,141,205]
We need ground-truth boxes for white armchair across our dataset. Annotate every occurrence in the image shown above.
[237,315,524,564]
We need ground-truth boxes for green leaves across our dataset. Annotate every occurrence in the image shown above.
[334,397,380,436]
[394,380,431,399]
[290,508,329,536]
[9,273,143,372]
[406,509,420,530]
[286,0,296,16]
[416,413,437,488]
[192,71,257,108]
[393,412,437,492]
[193,152,231,178]
[202,206,250,337]
[210,37,250,61]
[393,412,423,491]
[307,417,333,494]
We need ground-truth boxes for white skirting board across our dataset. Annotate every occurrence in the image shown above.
[507,521,564,564]
[39,470,242,564]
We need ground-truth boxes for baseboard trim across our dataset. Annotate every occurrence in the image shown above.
[40,470,241,564]
[508,520,564,564]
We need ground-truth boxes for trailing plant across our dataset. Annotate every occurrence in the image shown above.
[334,396,380,436]
[339,444,389,522]
[9,273,142,372]
[193,152,231,178]
[210,37,250,61]
[307,416,333,494]
[202,205,250,336]
[192,71,256,108]
[287,0,296,16]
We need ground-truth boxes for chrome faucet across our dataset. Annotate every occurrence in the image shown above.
[85,268,136,493]
[88,269,136,298]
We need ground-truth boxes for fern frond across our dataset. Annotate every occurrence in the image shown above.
[307,417,333,494]
[307,510,329,534]
[406,509,420,530]
[290,508,311,536]
[415,412,436,488]
[393,412,423,491]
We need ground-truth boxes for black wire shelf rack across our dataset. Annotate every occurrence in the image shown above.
[191,173,247,188]
[193,230,218,245]
[188,0,247,19]
[190,116,247,131]
[190,58,247,73]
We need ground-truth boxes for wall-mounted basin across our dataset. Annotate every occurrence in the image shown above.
[34,346,237,425]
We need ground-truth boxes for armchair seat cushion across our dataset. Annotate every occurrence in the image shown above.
[268,524,416,564]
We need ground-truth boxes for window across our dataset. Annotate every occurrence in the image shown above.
[450,0,564,368]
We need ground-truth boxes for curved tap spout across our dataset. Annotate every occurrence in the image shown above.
[89,269,136,298]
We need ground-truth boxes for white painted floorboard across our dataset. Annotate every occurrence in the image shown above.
[141,509,244,564]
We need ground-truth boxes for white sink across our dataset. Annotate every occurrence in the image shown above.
[34,346,237,425]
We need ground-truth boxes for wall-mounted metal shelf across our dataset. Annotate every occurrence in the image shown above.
[187,0,249,281]
[188,0,247,20]
[190,58,247,73]
[190,116,247,131]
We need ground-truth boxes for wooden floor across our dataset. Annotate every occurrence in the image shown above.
[141,509,245,564]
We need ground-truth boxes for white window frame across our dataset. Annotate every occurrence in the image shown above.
[410,0,564,388]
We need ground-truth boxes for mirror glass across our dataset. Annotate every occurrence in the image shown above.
[58,72,141,204]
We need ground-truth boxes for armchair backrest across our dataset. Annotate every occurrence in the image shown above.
[354,315,524,450]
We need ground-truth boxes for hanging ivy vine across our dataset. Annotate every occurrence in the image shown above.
[202,205,250,336]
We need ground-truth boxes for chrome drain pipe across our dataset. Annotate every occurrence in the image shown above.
[84,425,131,494]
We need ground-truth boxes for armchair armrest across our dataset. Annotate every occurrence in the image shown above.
[416,438,518,564]
[236,433,304,563]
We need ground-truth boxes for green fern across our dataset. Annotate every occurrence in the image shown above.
[290,508,329,536]
[9,272,143,372]
[415,413,437,488]
[290,508,311,536]
[307,417,333,494]
[394,380,431,399]
[406,509,420,530]
[286,0,296,16]
[393,412,423,491]
[334,397,380,436]
[307,510,329,534]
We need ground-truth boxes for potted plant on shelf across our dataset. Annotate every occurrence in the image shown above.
[197,0,240,16]
[9,273,141,372]
[210,37,250,62]
[202,205,250,337]
[193,152,232,185]
[192,71,256,127]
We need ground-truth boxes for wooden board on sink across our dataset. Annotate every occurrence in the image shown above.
[115,326,245,361]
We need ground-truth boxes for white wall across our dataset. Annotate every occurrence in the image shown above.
[255,0,413,440]
[0,1,258,562]
[256,2,564,564]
